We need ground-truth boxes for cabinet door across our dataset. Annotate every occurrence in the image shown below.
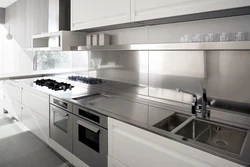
[22,105,49,144]
[3,97,22,120]
[71,0,131,30]
[4,80,21,102]
[108,118,243,167]
[131,0,250,22]
[22,86,49,119]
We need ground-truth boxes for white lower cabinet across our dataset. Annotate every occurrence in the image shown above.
[3,97,22,120]
[21,85,50,119]
[108,118,243,167]
[108,156,128,167]
[21,105,49,144]
[3,80,22,120]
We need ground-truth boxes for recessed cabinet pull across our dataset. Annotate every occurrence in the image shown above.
[77,120,100,133]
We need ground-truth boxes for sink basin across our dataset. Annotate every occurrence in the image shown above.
[154,113,189,132]
[176,119,248,154]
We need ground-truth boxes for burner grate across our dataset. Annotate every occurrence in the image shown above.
[34,79,74,91]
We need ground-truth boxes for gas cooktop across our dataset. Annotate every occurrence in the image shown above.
[68,76,104,85]
[34,79,74,91]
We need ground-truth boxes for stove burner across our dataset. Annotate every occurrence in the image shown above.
[34,79,74,91]
[68,76,104,85]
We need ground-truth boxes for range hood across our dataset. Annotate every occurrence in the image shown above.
[48,0,70,32]
[30,0,86,51]
[0,8,5,24]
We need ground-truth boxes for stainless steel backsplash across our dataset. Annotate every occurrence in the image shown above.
[87,50,250,105]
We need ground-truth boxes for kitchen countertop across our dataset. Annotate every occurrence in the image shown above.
[0,68,87,81]
[16,77,250,166]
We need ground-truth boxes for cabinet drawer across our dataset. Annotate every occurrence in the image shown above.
[22,105,49,144]
[22,87,49,119]
[4,80,21,102]
[3,97,22,120]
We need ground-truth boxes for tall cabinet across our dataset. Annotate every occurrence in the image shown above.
[71,0,131,31]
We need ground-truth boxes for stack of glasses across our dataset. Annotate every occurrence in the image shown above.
[180,32,248,43]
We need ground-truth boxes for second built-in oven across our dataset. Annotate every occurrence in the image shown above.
[50,96,73,152]
[73,105,108,167]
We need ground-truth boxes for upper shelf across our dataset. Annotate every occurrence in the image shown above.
[31,31,86,51]
[71,41,250,51]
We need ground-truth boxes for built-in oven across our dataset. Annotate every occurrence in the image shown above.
[50,96,73,152]
[73,105,108,167]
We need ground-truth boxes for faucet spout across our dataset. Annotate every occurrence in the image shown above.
[176,88,197,115]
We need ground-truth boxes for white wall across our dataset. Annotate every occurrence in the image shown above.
[0,25,33,76]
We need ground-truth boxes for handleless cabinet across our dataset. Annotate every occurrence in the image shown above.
[21,105,50,144]
[21,85,49,119]
[71,0,131,31]
[3,80,22,120]
[21,85,50,144]
[131,0,250,22]
[108,117,243,167]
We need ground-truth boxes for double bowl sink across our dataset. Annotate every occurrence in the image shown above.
[153,113,248,155]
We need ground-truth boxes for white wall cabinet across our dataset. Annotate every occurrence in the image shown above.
[22,105,49,144]
[71,0,250,31]
[71,0,131,31]
[131,0,250,22]
[108,117,243,167]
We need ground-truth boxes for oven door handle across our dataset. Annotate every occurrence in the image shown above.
[51,106,69,118]
[77,120,100,133]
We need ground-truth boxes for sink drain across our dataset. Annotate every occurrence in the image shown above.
[215,140,228,147]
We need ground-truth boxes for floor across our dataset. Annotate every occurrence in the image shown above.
[0,114,71,167]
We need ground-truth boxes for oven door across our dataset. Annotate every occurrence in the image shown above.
[50,105,73,152]
[73,115,108,167]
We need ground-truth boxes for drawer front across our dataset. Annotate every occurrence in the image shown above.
[22,87,49,119]
[4,80,21,102]
[3,97,22,120]
[22,105,49,144]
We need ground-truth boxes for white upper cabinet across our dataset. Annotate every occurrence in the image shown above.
[131,0,250,22]
[71,0,131,31]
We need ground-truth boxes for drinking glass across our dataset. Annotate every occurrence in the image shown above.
[235,32,248,41]
[219,33,231,42]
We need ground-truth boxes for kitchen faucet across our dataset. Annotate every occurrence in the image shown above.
[176,88,210,119]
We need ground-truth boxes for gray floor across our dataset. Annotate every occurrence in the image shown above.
[0,114,71,167]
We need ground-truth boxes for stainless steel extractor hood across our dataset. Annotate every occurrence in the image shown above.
[48,0,70,32]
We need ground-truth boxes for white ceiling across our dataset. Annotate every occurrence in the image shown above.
[0,0,17,8]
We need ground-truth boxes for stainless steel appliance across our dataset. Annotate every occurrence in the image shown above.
[73,105,108,167]
[50,96,73,152]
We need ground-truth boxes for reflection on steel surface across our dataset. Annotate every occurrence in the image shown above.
[87,50,250,112]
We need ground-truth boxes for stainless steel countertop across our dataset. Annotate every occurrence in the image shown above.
[0,69,87,81]
[16,77,250,166]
